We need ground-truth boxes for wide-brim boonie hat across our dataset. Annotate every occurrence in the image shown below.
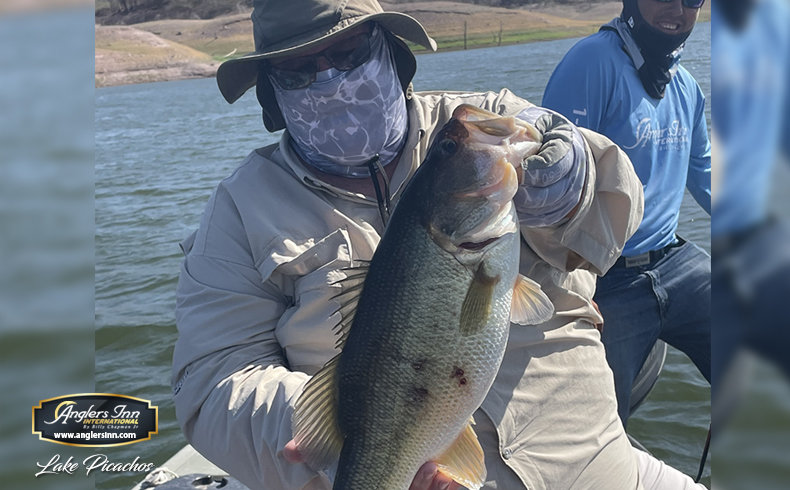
[217,0,437,131]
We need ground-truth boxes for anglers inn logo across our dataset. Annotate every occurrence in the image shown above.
[32,394,158,447]
[623,117,690,151]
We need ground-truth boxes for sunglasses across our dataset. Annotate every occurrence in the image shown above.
[654,0,706,8]
[265,29,373,90]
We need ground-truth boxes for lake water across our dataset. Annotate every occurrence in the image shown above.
[95,23,712,489]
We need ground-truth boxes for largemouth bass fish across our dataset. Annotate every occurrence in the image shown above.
[292,104,555,490]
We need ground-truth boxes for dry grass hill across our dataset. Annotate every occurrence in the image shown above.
[95,1,710,87]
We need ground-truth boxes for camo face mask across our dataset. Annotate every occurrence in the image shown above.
[270,26,408,178]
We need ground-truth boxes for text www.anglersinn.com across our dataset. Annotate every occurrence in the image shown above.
[53,431,137,441]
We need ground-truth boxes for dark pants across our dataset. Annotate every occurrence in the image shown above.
[595,239,711,426]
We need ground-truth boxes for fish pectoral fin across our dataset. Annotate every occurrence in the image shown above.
[291,355,343,470]
[510,274,554,325]
[434,420,486,490]
[460,264,501,335]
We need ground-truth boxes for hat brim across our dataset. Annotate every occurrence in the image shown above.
[216,11,437,104]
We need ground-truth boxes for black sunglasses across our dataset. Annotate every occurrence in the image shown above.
[655,0,706,9]
[265,30,373,90]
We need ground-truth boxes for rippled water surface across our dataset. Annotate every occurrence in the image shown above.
[95,24,712,489]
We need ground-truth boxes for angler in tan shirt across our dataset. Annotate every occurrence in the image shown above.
[172,1,706,489]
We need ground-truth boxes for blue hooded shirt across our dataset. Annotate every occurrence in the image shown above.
[542,27,711,256]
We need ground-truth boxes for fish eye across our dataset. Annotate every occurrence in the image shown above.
[439,138,457,154]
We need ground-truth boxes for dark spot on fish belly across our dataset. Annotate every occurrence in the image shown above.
[451,366,468,387]
[409,386,430,405]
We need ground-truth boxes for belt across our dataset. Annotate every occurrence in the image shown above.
[614,237,685,268]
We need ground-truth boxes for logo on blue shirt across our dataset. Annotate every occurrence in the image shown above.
[623,118,690,151]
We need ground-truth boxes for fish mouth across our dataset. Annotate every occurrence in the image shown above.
[453,156,519,203]
[453,104,543,146]
[457,199,518,247]
[458,236,499,251]
[427,105,536,254]
[449,105,542,189]
[429,198,518,256]
[444,105,530,250]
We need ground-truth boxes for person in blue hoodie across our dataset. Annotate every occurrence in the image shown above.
[542,0,711,426]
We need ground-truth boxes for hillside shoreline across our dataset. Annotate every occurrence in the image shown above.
[95,1,709,88]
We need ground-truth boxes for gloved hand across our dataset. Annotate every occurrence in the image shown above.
[513,107,587,227]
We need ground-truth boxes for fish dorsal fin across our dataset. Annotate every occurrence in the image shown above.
[435,419,486,490]
[460,263,501,335]
[291,354,343,470]
[510,274,554,325]
[292,263,370,469]
[329,263,370,348]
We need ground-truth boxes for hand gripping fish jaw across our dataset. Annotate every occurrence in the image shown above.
[425,105,542,256]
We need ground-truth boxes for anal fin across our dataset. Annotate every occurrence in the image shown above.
[510,274,554,325]
[434,419,486,490]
